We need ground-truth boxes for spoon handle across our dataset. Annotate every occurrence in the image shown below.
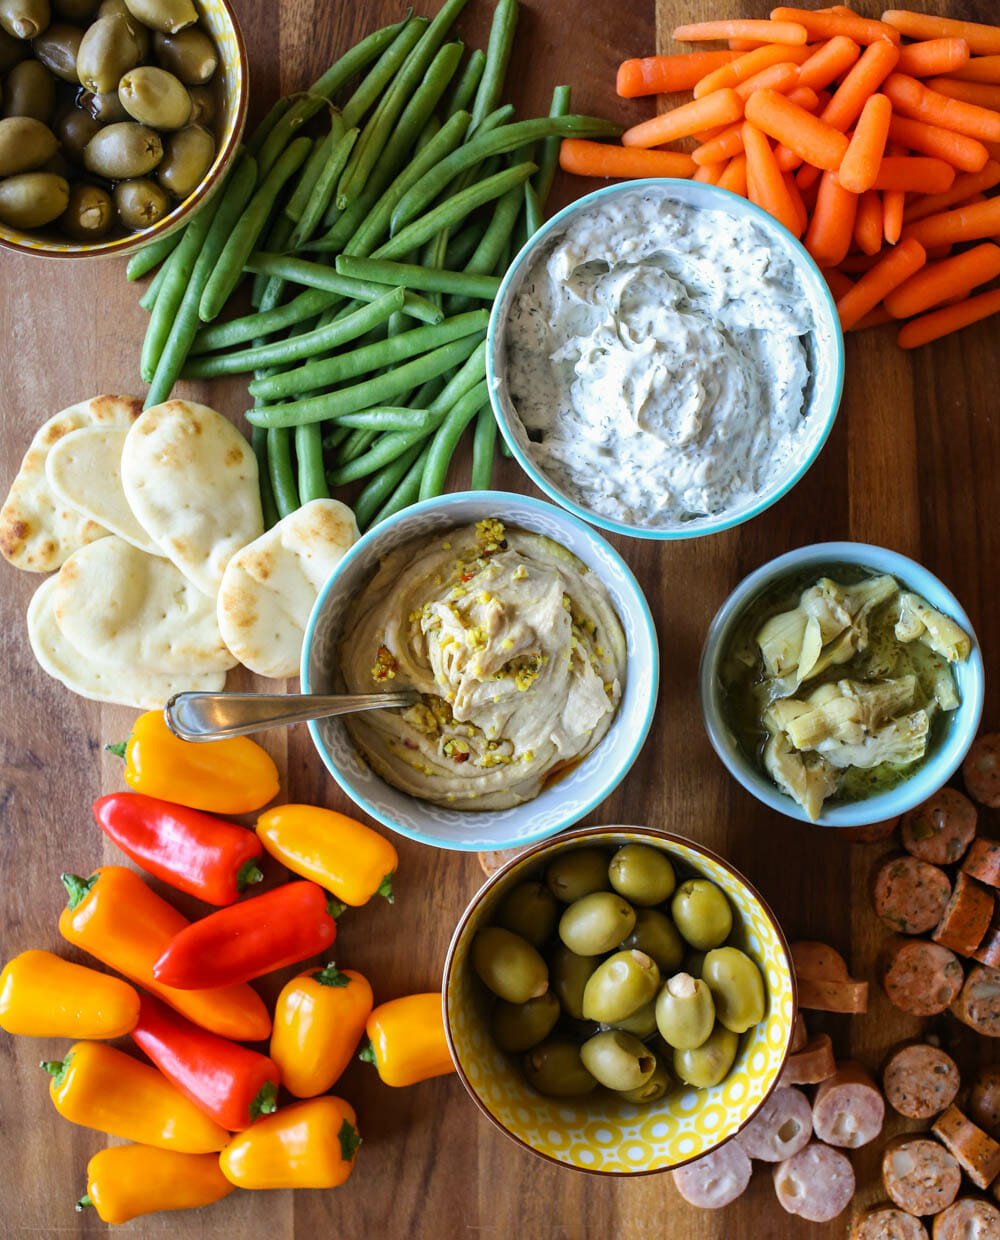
[164,690,417,742]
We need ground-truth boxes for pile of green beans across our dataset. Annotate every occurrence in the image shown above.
[127,0,621,529]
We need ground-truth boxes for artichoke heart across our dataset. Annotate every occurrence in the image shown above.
[756,606,808,677]
[895,592,971,663]
[819,710,930,770]
[763,732,838,822]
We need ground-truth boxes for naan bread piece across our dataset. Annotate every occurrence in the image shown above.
[28,577,226,709]
[54,536,237,674]
[0,394,143,571]
[217,499,359,678]
[46,427,161,557]
[121,399,263,597]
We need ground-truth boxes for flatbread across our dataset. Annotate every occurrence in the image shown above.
[0,394,143,572]
[121,399,263,597]
[217,498,359,678]
[28,577,226,709]
[54,535,237,674]
[46,427,161,557]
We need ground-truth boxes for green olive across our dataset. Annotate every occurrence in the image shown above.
[84,120,161,177]
[472,926,548,1004]
[113,175,167,228]
[53,0,98,17]
[96,0,147,53]
[156,121,212,197]
[582,949,660,1024]
[655,972,716,1050]
[32,21,81,80]
[607,995,657,1038]
[2,58,55,122]
[620,908,684,972]
[609,843,676,906]
[0,169,67,227]
[0,25,27,71]
[153,25,215,84]
[496,881,558,948]
[122,0,195,33]
[118,64,190,128]
[60,180,112,239]
[671,879,733,951]
[75,12,141,93]
[55,105,100,161]
[701,947,765,1034]
[78,87,127,121]
[616,1057,671,1103]
[522,1038,596,1097]
[491,991,560,1054]
[0,114,57,173]
[559,891,636,957]
[0,0,50,39]
[673,1024,739,1089]
[186,80,214,127]
[545,847,611,903]
[549,944,601,1021]
[580,1029,656,1092]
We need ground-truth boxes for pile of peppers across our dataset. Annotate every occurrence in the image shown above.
[0,710,454,1226]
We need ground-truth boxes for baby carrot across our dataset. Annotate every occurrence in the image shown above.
[745,88,849,170]
[674,20,808,46]
[901,160,1000,222]
[622,89,744,149]
[743,121,802,235]
[821,40,901,132]
[884,242,1000,318]
[771,7,900,46]
[558,140,696,180]
[734,62,801,101]
[796,162,822,191]
[798,36,861,91]
[836,236,926,328]
[692,123,744,166]
[804,170,858,266]
[883,193,905,243]
[897,286,1000,347]
[881,12,1000,58]
[840,251,884,273]
[784,170,809,234]
[838,92,892,192]
[694,43,811,98]
[718,153,748,195]
[773,86,823,169]
[616,52,739,97]
[928,78,1000,112]
[951,56,1000,86]
[693,163,723,184]
[903,195,1000,247]
[854,189,885,254]
[897,38,970,79]
[888,114,988,173]
[872,157,956,194]
[883,74,1000,143]
[824,268,855,301]
[852,304,895,330]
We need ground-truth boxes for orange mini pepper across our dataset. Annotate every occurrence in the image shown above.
[58,866,271,1042]
[0,949,139,1038]
[77,1145,233,1224]
[360,993,454,1087]
[43,1042,230,1152]
[271,963,374,1098]
[256,805,398,907]
[219,1097,361,1189]
[110,710,279,815]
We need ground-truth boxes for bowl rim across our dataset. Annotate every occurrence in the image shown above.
[300,490,659,852]
[699,540,986,827]
[0,0,249,260]
[485,176,846,541]
[441,822,798,1176]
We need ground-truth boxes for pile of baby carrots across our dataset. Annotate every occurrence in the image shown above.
[559,8,1000,347]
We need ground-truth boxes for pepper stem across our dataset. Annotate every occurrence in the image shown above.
[41,1054,72,1086]
[249,1081,278,1122]
[236,859,264,892]
[377,872,395,904]
[60,873,98,911]
[338,1119,362,1162]
[326,897,346,919]
[75,1195,92,1213]
[358,1038,376,1065]
[312,962,349,988]
[105,741,127,759]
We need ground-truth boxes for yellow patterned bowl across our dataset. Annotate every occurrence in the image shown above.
[0,0,247,259]
[443,825,796,1175]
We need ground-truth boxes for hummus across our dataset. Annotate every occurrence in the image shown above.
[338,519,626,810]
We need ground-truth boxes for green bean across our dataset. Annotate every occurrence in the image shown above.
[341,17,427,130]
[369,442,432,527]
[411,375,446,408]
[469,0,518,135]
[190,288,340,354]
[127,226,184,281]
[251,424,280,529]
[326,424,431,486]
[471,401,497,490]
[249,332,483,429]
[340,427,379,463]
[355,440,425,530]
[268,427,299,518]
[288,126,358,249]
[336,254,500,300]
[138,254,170,310]
[465,183,522,274]
[499,438,513,458]
[444,220,487,269]
[324,424,352,451]
[295,422,329,502]
[420,379,490,499]
[283,134,327,225]
[246,98,291,157]
[429,337,487,414]
[444,47,485,119]
[331,407,435,432]
[535,84,570,207]
[249,309,488,400]
[252,211,295,310]
[415,114,440,154]
[523,181,543,237]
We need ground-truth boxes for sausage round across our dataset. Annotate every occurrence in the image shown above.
[736,1086,812,1162]
[773,1141,855,1223]
[882,1136,962,1217]
[901,788,977,865]
[933,872,994,956]
[812,1062,885,1149]
[789,1011,808,1054]
[779,1033,837,1086]
[969,1066,1000,1138]
[883,1044,960,1120]
[962,838,1000,889]
[932,1104,1000,1190]
[952,964,1000,1036]
[964,733,1000,808]
[932,1198,1000,1240]
[852,1207,929,1240]
[841,818,901,844]
[875,856,952,935]
[882,940,964,1016]
[671,1140,751,1208]
[972,906,1000,968]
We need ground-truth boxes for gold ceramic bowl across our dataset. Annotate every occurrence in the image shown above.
[443,825,796,1175]
[0,0,247,259]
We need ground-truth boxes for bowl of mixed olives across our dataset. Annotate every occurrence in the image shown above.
[0,0,247,255]
[443,826,796,1175]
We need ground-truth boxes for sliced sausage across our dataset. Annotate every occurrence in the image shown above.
[883,1044,960,1121]
[841,818,901,844]
[812,1062,885,1149]
[797,976,870,1013]
[671,1140,752,1208]
[932,1104,1000,1190]
[773,1141,855,1223]
[964,733,1000,808]
[932,1198,1000,1239]
[963,838,1000,889]
[969,1066,1000,1139]
[736,1086,813,1162]
[973,905,1000,968]
[933,872,994,956]
[790,1011,808,1054]
[853,1208,929,1240]
[883,939,964,1016]
[875,856,952,935]
[952,964,1000,1036]
[882,1136,962,1217]
[901,788,977,865]
[791,940,849,980]
[780,1033,837,1086]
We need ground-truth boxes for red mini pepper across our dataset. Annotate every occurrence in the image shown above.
[153,882,337,990]
[94,793,264,906]
[131,994,279,1132]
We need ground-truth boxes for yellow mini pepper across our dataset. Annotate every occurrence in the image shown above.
[43,1042,230,1153]
[219,1097,360,1189]
[0,950,139,1038]
[110,710,279,815]
[271,963,373,1098]
[361,993,455,1087]
[77,1145,233,1224]
[257,804,398,906]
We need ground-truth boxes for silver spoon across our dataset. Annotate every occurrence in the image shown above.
[164,689,420,742]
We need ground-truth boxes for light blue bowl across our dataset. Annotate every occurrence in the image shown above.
[486,177,845,541]
[699,542,985,828]
[301,492,659,852]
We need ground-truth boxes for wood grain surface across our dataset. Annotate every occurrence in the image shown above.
[2,0,1000,1236]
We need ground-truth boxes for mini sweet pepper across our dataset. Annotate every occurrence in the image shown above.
[0,949,139,1039]
[77,1144,233,1224]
